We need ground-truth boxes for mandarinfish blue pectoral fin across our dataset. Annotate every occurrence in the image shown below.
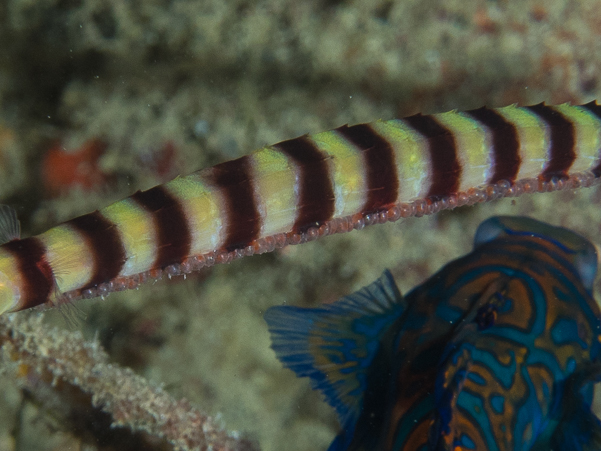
[547,400,601,451]
[474,216,598,292]
[541,369,601,451]
[264,270,405,450]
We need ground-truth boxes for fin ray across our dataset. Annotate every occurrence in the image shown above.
[0,205,20,245]
[265,270,405,430]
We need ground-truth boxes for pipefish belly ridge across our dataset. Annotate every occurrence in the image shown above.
[0,102,601,314]
[265,216,601,450]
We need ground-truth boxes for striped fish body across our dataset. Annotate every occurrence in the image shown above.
[1,103,601,314]
[265,216,601,451]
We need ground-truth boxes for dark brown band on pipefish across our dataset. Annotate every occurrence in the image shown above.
[3,237,53,310]
[526,103,576,180]
[274,136,335,232]
[205,156,260,251]
[132,185,192,269]
[337,123,399,213]
[402,114,461,199]
[465,107,521,184]
[67,211,126,289]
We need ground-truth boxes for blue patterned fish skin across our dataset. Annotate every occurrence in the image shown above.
[265,216,601,451]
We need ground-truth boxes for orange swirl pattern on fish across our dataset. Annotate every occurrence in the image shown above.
[265,216,601,450]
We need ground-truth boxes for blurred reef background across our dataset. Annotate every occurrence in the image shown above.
[0,0,601,450]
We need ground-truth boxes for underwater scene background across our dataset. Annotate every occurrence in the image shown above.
[0,0,600,450]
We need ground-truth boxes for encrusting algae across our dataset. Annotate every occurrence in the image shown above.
[0,313,258,450]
